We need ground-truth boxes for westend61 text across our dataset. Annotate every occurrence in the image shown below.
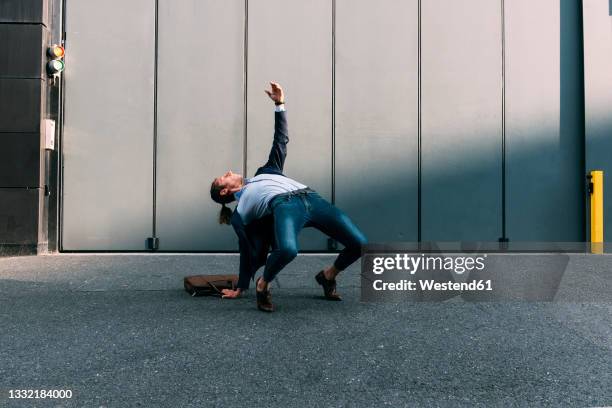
[372,279,493,291]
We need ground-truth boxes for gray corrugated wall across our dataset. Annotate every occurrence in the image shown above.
[61,0,587,250]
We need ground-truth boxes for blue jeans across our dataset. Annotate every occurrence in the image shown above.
[263,189,368,283]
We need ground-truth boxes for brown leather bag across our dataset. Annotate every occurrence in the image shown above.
[184,274,238,297]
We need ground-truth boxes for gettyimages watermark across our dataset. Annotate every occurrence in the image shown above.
[361,242,611,302]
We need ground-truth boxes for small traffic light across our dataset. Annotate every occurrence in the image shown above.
[47,44,65,76]
[47,59,65,74]
[47,44,65,59]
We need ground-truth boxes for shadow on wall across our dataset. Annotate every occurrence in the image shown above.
[335,125,583,245]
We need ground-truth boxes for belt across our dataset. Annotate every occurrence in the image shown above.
[275,187,314,198]
[269,187,315,207]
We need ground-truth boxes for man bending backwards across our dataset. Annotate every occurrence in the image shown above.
[210,82,367,312]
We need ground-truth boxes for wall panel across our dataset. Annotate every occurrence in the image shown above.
[62,0,155,250]
[247,0,332,250]
[156,0,245,250]
[505,0,584,241]
[421,0,503,241]
[335,0,418,243]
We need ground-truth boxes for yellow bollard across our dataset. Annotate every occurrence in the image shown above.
[589,170,604,254]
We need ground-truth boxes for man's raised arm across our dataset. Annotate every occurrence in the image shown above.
[258,82,289,174]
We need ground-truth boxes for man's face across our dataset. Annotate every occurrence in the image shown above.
[214,171,243,196]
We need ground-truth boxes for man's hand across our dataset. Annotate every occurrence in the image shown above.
[221,288,242,299]
[264,82,284,104]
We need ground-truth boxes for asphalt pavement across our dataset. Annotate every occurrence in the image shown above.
[0,254,610,407]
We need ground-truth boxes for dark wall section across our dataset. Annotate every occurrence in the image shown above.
[0,133,44,187]
[0,188,44,244]
[0,79,44,132]
[0,0,49,25]
[0,25,47,78]
[0,0,55,256]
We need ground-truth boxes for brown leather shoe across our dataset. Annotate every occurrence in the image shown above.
[256,278,275,312]
[315,271,342,301]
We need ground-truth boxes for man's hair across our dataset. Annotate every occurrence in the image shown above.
[210,180,234,225]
